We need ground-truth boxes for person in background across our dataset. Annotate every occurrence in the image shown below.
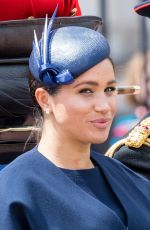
[110,52,149,144]
[0,0,81,21]
[106,0,150,181]
[0,10,150,229]
[109,0,150,145]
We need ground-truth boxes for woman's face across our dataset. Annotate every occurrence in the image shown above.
[49,59,117,144]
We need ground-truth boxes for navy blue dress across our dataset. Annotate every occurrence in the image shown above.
[61,166,127,227]
[0,148,150,229]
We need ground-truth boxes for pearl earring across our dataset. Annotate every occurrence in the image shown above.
[45,108,50,115]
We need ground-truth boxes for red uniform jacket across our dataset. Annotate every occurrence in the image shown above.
[0,0,81,21]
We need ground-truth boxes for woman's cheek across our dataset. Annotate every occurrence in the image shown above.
[110,97,117,116]
[52,104,69,123]
[69,96,92,110]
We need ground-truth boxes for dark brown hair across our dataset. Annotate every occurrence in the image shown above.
[28,72,63,141]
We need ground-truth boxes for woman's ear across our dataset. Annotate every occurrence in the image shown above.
[35,88,52,113]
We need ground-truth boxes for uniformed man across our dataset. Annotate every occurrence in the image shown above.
[106,1,150,180]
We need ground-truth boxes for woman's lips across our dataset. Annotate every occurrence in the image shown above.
[89,119,111,129]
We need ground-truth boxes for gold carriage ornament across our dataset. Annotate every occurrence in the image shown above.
[116,85,141,95]
[105,117,150,158]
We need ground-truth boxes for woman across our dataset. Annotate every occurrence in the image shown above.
[0,14,150,230]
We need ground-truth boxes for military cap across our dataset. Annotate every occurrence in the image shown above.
[134,0,150,17]
[0,0,81,21]
[106,112,150,180]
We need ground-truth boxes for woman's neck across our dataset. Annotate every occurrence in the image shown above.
[37,126,94,170]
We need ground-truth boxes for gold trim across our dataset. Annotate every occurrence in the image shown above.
[105,117,150,157]
[145,138,150,147]
[117,85,141,95]
[125,117,150,148]
[71,8,77,16]
[27,16,35,19]
[0,127,40,132]
[105,139,126,158]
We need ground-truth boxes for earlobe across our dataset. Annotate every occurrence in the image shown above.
[45,108,50,115]
[35,88,52,112]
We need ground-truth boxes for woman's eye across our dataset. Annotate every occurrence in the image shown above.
[79,88,94,94]
[105,87,117,95]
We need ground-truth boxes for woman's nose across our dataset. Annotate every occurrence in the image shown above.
[94,94,111,113]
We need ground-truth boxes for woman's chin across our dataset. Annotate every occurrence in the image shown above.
[89,130,110,144]
[91,139,107,145]
[89,134,109,145]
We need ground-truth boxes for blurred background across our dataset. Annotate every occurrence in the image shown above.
[79,0,150,151]
[79,0,150,64]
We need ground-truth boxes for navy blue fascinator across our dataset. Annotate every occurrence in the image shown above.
[29,10,110,86]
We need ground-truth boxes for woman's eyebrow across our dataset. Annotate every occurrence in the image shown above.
[107,80,117,85]
[73,81,98,88]
[73,80,117,88]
